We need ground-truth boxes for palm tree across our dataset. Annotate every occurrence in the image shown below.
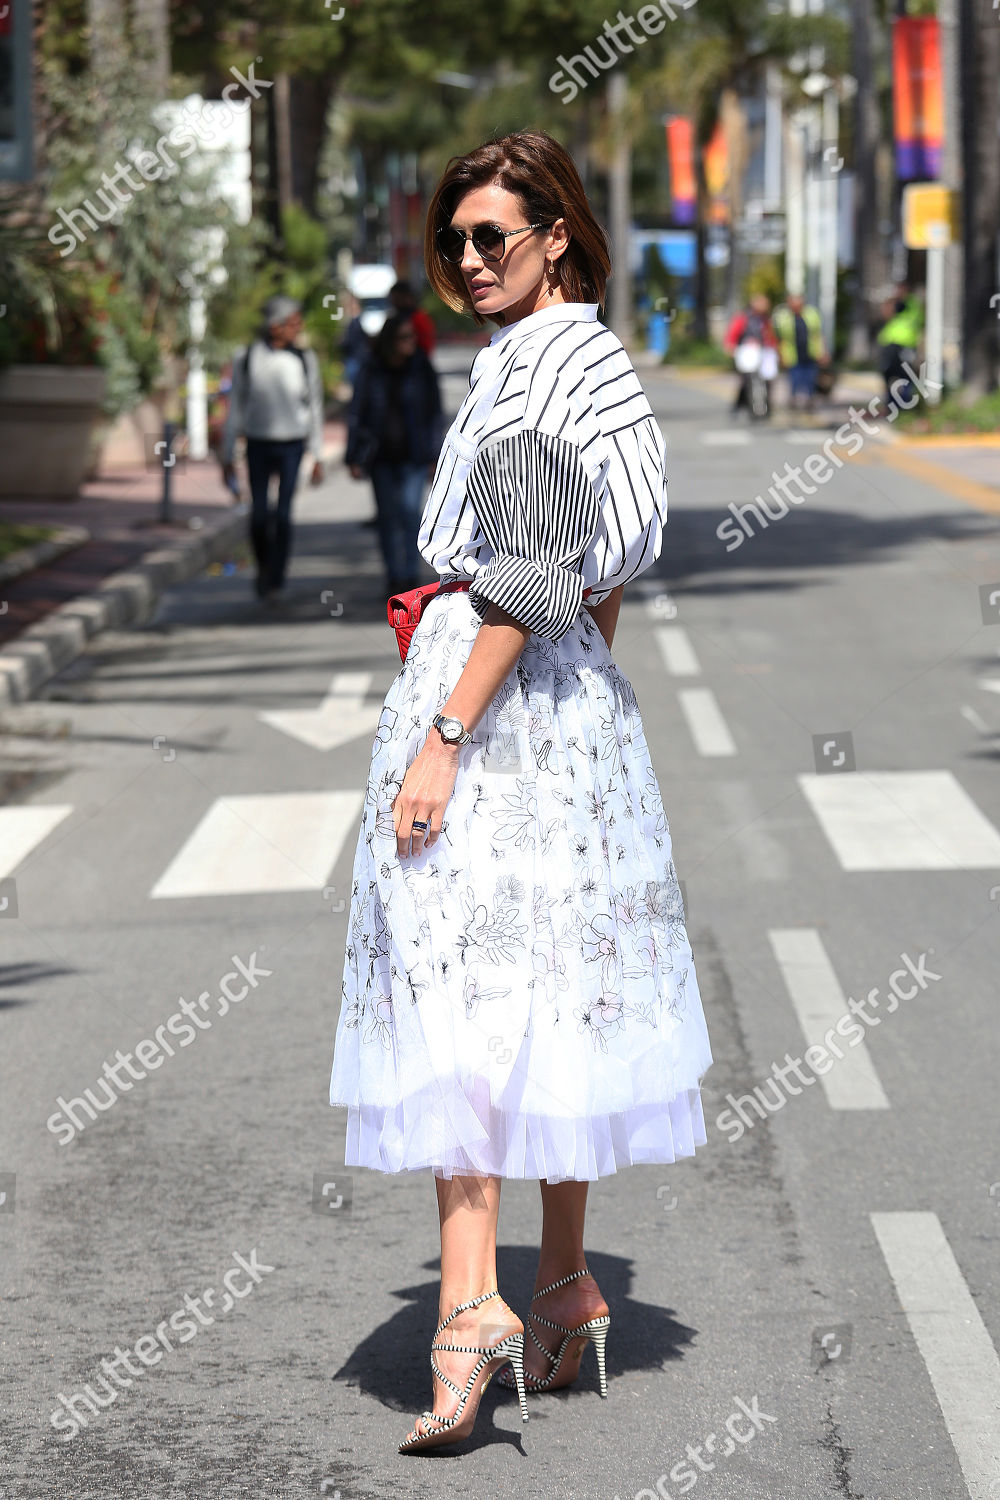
[960,0,1000,392]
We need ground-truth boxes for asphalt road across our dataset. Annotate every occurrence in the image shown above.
[2,347,999,1500]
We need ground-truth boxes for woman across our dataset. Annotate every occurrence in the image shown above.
[346,313,444,594]
[329,129,714,1454]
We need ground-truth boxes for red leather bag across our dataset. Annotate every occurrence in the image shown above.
[387,580,471,664]
[387,579,596,664]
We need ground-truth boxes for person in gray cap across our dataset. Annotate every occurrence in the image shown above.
[223,295,325,602]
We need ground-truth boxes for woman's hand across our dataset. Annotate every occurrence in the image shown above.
[348,463,365,480]
[392,732,461,857]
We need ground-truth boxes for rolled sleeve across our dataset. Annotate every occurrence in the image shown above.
[466,430,601,641]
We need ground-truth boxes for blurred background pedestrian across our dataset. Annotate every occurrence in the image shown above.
[222,296,326,604]
[346,312,444,595]
[773,292,828,414]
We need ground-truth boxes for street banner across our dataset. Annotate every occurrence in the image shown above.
[892,16,943,182]
[666,117,696,226]
[705,121,729,225]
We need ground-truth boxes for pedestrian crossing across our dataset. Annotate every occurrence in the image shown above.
[149,792,364,898]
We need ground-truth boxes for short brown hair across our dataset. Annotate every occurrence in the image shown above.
[424,130,612,328]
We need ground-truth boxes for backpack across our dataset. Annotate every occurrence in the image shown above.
[241,340,309,391]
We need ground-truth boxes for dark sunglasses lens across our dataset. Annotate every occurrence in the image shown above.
[473,226,506,261]
[437,227,465,263]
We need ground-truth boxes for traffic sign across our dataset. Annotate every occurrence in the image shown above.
[902,184,960,249]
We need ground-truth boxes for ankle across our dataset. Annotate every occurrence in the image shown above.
[533,1263,591,1297]
[437,1282,501,1321]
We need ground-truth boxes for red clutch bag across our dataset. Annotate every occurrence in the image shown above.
[386,579,596,664]
[387,580,471,664]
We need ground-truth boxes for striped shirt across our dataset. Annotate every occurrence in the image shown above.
[417,301,668,641]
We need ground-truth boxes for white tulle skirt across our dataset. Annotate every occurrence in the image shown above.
[329,587,714,1183]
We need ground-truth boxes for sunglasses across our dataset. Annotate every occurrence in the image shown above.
[436,220,552,265]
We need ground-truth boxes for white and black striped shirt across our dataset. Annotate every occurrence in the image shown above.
[418,302,668,641]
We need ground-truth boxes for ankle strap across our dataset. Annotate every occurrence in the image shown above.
[435,1287,500,1334]
[531,1268,591,1300]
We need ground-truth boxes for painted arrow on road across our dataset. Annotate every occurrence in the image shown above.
[258,671,383,751]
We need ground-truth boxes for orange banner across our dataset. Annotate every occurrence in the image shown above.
[893,16,943,181]
[704,121,728,224]
[666,117,695,226]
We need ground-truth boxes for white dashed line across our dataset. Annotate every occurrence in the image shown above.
[655,626,701,677]
[769,929,890,1110]
[871,1211,1000,1500]
[677,688,737,757]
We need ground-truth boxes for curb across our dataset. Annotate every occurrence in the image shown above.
[0,525,91,587]
[0,504,250,710]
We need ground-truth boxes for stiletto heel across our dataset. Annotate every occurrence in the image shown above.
[398,1289,528,1453]
[587,1316,611,1398]
[504,1333,530,1421]
[497,1267,612,1399]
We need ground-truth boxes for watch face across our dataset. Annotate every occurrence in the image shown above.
[439,716,463,739]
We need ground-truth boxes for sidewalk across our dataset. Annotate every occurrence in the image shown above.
[0,420,347,707]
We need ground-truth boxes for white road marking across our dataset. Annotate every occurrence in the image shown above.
[769,928,890,1109]
[871,1211,1000,1500]
[678,688,737,757]
[655,626,701,677]
[799,770,1000,870]
[0,805,74,879]
[259,672,383,752]
[150,792,364,898]
[780,428,826,444]
[700,430,751,446]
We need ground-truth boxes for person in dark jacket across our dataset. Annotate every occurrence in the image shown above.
[346,313,444,594]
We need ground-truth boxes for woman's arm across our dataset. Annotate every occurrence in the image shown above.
[584,584,624,650]
[392,602,529,857]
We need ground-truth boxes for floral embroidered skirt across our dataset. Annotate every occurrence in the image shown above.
[329,588,714,1183]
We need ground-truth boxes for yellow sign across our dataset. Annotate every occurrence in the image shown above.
[902,184,960,249]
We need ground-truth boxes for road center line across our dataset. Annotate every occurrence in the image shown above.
[769,928,890,1109]
[677,688,737,757]
[655,626,701,676]
[871,1211,1000,1500]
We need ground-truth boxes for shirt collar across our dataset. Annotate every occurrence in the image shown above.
[487,301,599,348]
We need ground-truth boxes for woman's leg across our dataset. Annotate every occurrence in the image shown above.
[516,1180,609,1385]
[402,1173,522,1442]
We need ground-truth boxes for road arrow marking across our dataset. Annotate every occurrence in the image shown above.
[258,672,383,752]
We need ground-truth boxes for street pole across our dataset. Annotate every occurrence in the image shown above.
[936,0,963,390]
[607,70,633,346]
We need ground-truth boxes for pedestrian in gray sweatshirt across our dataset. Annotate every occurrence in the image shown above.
[223,296,325,602]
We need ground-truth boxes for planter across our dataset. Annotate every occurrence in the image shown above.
[0,364,107,500]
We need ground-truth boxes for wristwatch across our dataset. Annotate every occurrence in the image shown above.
[432,712,473,746]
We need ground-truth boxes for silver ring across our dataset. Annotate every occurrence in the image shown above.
[411,820,429,831]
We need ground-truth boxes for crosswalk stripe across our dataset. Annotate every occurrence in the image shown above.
[799,770,1000,870]
[699,430,751,446]
[150,792,364,898]
[0,806,74,879]
[678,688,737,757]
[769,929,890,1109]
[871,1211,1000,1500]
[655,626,701,676]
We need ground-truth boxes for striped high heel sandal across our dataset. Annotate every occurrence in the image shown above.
[398,1288,529,1453]
[497,1268,611,1398]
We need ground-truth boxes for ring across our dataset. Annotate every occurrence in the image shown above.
[411,820,429,832]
